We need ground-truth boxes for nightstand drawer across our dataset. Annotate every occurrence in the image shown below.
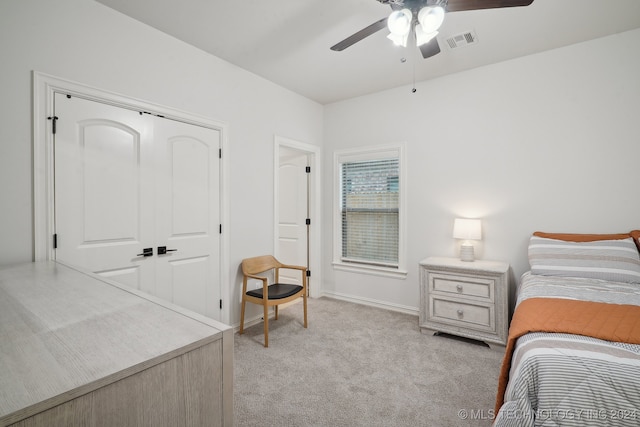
[430,273,494,301]
[428,296,495,331]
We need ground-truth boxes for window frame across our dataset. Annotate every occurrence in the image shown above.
[332,143,407,278]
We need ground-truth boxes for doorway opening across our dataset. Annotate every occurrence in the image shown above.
[274,136,321,298]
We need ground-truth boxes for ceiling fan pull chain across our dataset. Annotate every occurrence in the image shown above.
[412,32,417,93]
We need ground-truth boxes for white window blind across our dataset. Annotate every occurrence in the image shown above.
[340,158,399,268]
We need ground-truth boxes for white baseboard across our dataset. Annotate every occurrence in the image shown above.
[233,294,418,332]
[233,314,265,333]
[320,291,418,316]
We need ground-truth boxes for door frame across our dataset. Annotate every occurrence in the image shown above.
[274,135,321,298]
[32,71,231,324]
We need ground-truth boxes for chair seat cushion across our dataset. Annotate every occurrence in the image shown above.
[246,283,303,300]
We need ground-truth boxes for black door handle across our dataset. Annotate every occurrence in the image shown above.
[137,247,153,257]
[158,246,178,255]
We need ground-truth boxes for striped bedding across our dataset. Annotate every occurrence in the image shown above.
[493,273,640,427]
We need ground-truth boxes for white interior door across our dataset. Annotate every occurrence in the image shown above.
[277,147,309,285]
[54,94,221,319]
[54,94,156,293]
[154,117,220,317]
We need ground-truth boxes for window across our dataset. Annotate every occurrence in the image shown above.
[341,158,399,266]
[333,143,406,277]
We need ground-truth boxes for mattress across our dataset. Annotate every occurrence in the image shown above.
[493,273,640,427]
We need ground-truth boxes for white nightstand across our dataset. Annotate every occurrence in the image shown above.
[419,257,509,348]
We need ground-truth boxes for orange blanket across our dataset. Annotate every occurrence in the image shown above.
[495,297,640,414]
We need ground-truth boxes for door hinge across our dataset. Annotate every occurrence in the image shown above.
[53,233,57,249]
[219,299,223,309]
[306,270,311,277]
[306,218,311,225]
[219,148,222,159]
[305,166,311,173]
[48,116,59,134]
[219,224,222,234]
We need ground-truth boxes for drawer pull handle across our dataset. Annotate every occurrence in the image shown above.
[456,284,463,293]
[457,309,464,318]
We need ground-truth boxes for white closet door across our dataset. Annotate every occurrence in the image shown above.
[54,94,156,293]
[153,117,221,318]
[54,94,221,320]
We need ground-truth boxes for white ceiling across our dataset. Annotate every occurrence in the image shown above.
[96,0,640,105]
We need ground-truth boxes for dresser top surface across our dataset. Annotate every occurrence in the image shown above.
[0,261,228,422]
[420,256,509,273]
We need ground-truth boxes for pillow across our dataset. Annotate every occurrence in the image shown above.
[528,236,640,284]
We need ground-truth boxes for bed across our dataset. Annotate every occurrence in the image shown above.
[493,231,640,427]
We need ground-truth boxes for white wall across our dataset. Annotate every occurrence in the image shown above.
[2,0,639,324]
[0,0,323,325]
[323,29,640,313]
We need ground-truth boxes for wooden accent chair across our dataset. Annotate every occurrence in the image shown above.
[239,255,308,347]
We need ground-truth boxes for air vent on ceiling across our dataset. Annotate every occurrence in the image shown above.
[446,30,478,50]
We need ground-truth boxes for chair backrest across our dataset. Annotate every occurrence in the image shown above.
[241,255,281,276]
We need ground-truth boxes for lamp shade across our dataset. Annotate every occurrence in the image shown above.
[415,24,438,47]
[387,9,412,36]
[453,218,482,241]
[418,6,445,34]
[387,31,409,47]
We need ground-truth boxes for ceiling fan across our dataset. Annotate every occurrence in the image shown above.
[330,0,534,59]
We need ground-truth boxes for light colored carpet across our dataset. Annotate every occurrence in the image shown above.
[234,297,503,427]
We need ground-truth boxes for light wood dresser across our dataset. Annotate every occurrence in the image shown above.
[0,262,233,427]
[419,257,509,348]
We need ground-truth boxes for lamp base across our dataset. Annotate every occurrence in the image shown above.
[459,243,475,262]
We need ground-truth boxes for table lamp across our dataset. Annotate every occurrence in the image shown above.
[453,218,482,262]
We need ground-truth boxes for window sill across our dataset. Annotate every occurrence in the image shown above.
[332,261,408,279]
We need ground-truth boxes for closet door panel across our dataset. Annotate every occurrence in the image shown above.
[54,94,155,294]
[154,117,221,319]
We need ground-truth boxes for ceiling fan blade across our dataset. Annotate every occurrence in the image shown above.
[330,17,388,51]
[446,0,534,12]
[419,37,441,59]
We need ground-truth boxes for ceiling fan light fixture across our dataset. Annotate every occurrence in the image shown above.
[387,31,409,47]
[415,24,438,47]
[418,5,445,34]
[387,9,412,36]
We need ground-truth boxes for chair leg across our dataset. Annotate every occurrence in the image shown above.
[239,299,246,334]
[275,305,279,320]
[263,302,269,348]
[303,294,308,328]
